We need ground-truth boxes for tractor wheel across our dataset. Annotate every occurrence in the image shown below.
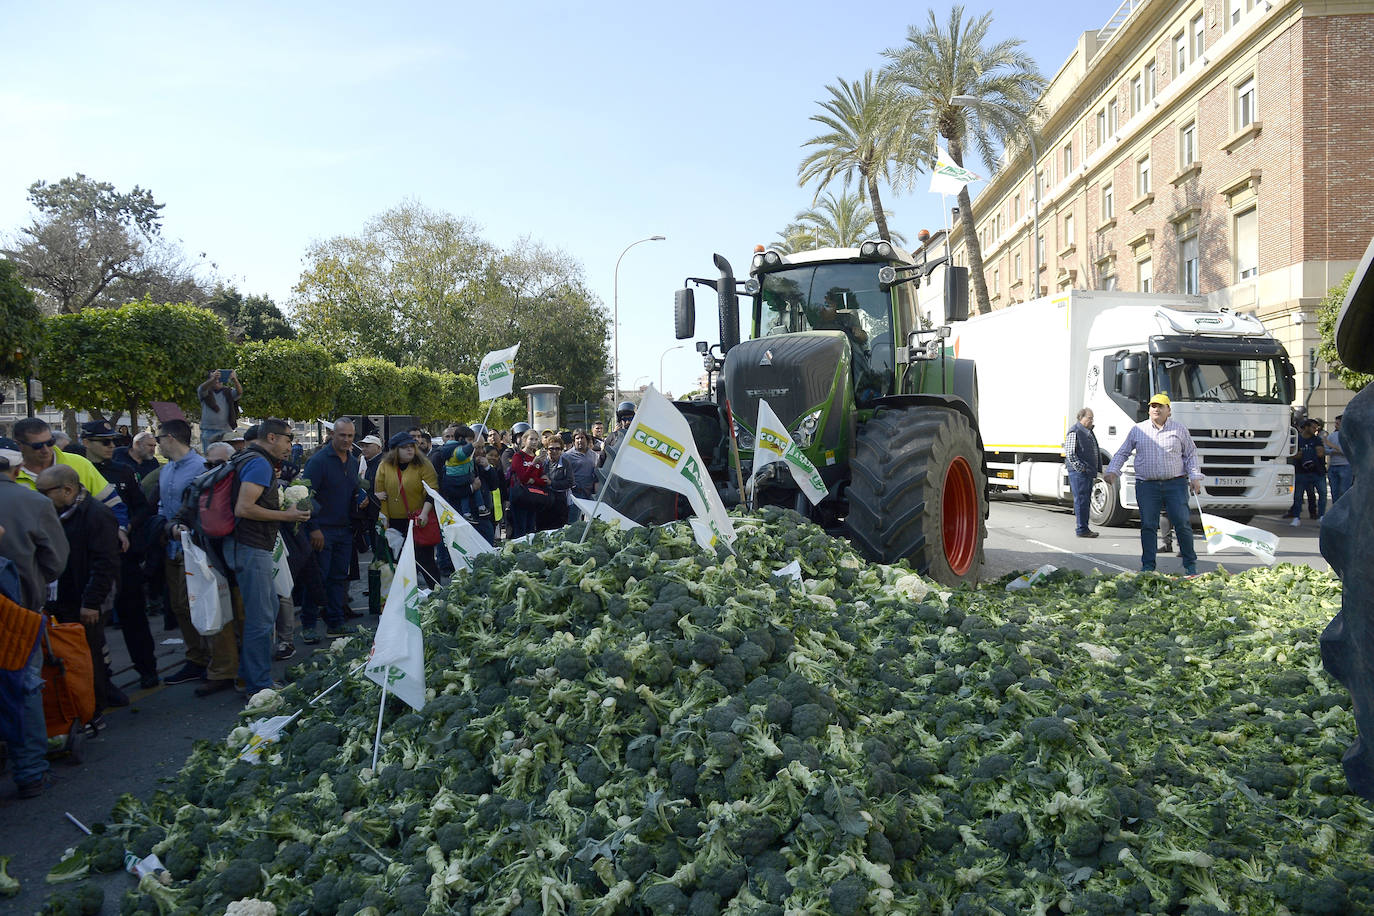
[596,439,679,526]
[845,406,986,586]
[1090,475,1130,527]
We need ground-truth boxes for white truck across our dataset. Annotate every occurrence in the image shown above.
[951,290,1297,525]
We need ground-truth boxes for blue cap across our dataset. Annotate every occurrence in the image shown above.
[386,431,416,450]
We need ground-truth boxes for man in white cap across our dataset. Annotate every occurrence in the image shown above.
[1103,393,1203,575]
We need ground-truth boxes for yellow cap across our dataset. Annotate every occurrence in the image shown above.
[1148,393,1171,406]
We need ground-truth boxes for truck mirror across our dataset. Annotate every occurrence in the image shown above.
[674,288,696,340]
[1282,357,1297,403]
[944,267,969,322]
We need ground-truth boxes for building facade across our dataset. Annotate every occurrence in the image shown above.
[949,0,1373,420]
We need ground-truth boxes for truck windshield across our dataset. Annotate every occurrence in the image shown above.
[1153,355,1289,403]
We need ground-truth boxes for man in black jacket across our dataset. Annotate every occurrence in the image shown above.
[36,464,125,721]
[80,421,159,688]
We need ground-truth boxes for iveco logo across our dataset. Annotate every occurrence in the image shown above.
[1211,429,1256,438]
[1195,317,1223,325]
[760,349,773,367]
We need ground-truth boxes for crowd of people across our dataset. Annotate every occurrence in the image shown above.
[0,381,638,800]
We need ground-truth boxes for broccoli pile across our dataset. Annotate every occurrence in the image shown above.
[61,508,1374,914]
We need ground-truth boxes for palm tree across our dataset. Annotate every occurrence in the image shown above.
[797,71,906,244]
[883,5,1046,314]
[784,191,905,250]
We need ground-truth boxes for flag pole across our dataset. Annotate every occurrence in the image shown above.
[371,676,389,771]
[479,400,495,435]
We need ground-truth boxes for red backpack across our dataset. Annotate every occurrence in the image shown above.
[181,451,254,540]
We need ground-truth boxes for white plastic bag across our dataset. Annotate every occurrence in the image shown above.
[271,534,294,597]
[1006,564,1058,591]
[183,532,231,635]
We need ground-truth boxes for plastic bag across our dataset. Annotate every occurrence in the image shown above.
[271,534,294,598]
[1006,564,1058,591]
[183,532,231,635]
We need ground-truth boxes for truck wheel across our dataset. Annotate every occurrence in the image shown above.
[1090,476,1130,527]
[845,406,986,586]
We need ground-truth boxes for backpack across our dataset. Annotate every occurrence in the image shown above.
[181,451,255,540]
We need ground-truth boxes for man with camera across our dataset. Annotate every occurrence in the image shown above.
[197,368,242,451]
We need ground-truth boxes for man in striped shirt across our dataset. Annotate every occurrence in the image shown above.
[1103,393,1204,575]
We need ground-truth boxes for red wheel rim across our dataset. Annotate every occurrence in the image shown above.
[942,456,978,575]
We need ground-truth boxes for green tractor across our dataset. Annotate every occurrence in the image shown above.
[604,241,988,585]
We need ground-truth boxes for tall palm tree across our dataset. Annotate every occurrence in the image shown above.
[883,5,1046,314]
[797,71,906,244]
[786,191,905,250]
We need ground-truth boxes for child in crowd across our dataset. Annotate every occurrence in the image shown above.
[433,425,491,521]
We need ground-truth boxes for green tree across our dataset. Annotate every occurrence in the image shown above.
[798,71,906,244]
[39,299,231,427]
[486,397,526,432]
[1317,271,1371,392]
[235,339,339,421]
[334,358,408,416]
[206,285,295,342]
[441,374,479,423]
[787,191,902,250]
[0,259,43,379]
[883,5,1046,314]
[401,365,445,421]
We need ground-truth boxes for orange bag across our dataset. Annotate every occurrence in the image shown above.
[0,592,43,670]
[42,618,96,737]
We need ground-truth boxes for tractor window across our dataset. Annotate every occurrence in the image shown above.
[757,263,895,398]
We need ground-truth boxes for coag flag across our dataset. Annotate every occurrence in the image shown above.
[605,385,736,547]
[1199,505,1280,566]
[929,146,981,196]
[365,528,427,710]
[478,343,520,401]
[570,495,641,531]
[423,482,497,570]
[753,399,828,505]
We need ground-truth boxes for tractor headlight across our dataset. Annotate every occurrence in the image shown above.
[762,250,782,267]
[752,253,765,271]
[793,409,822,447]
[744,277,760,295]
[733,419,755,450]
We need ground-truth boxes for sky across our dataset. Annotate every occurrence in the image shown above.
[1,0,1113,400]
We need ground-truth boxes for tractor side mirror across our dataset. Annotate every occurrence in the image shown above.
[944,267,969,323]
[674,288,696,340]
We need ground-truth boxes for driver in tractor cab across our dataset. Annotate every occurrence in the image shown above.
[816,287,884,406]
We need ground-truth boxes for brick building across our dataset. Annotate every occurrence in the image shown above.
[948,0,1374,420]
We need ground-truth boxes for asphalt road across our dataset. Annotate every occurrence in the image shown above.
[0,503,1335,911]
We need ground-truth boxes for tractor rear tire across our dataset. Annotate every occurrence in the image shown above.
[596,438,680,526]
[845,406,986,586]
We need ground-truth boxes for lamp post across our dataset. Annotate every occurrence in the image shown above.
[950,95,1041,296]
[613,235,666,402]
[659,344,685,392]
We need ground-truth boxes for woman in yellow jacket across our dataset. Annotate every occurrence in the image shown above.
[373,431,440,584]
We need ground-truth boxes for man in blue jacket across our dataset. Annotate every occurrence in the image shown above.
[302,418,365,643]
[1064,408,1103,538]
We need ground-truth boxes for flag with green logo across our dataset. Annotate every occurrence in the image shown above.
[423,481,496,571]
[478,343,520,401]
[753,399,828,505]
[605,385,736,547]
[365,527,427,710]
[929,146,981,195]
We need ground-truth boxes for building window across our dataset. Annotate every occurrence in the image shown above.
[1036,234,1046,266]
[1014,252,1023,281]
[1038,169,1048,197]
[1063,143,1073,175]
[1235,206,1258,280]
[1103,183,1115,220]
[1229,0,1256,28]
[1108,99,1119,136]
[1236,77,1257,129]
[1192,14,1205,62]
[1145,62,1156,102]
[1138,257,1153,293]
[1064,213,1075,246]
[1096,108,1107,143]
[1175,31,1187,74]
[1180,121,1197,167]
[1180,235,1200,294]
[992,268,1000,296]
[1137,155,1152,196]
[1132,76,1143,115]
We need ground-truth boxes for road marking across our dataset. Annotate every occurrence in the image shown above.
[1024,538,1133,573]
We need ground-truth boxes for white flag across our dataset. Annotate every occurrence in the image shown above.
[605,385,736,547]
[753,399,828,506]
[478,343,521,401]
[365,529,427,710]
[1200,511,1280,566]
[929,146,981,195]
[423,482,497,570]
[571,495,642,530]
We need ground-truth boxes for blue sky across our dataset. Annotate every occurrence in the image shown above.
[2,0,1111,398]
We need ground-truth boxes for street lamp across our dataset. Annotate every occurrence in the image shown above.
[950,95,1041,296]
[613,235,666,401]
[659,344,685,392]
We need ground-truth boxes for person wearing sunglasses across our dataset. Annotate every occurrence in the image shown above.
[11,417,130,550]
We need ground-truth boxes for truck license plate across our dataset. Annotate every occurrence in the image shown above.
[1211,476,1249,488]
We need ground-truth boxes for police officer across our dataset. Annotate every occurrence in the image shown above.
[79,421,159,689]
[598,402,636,468]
